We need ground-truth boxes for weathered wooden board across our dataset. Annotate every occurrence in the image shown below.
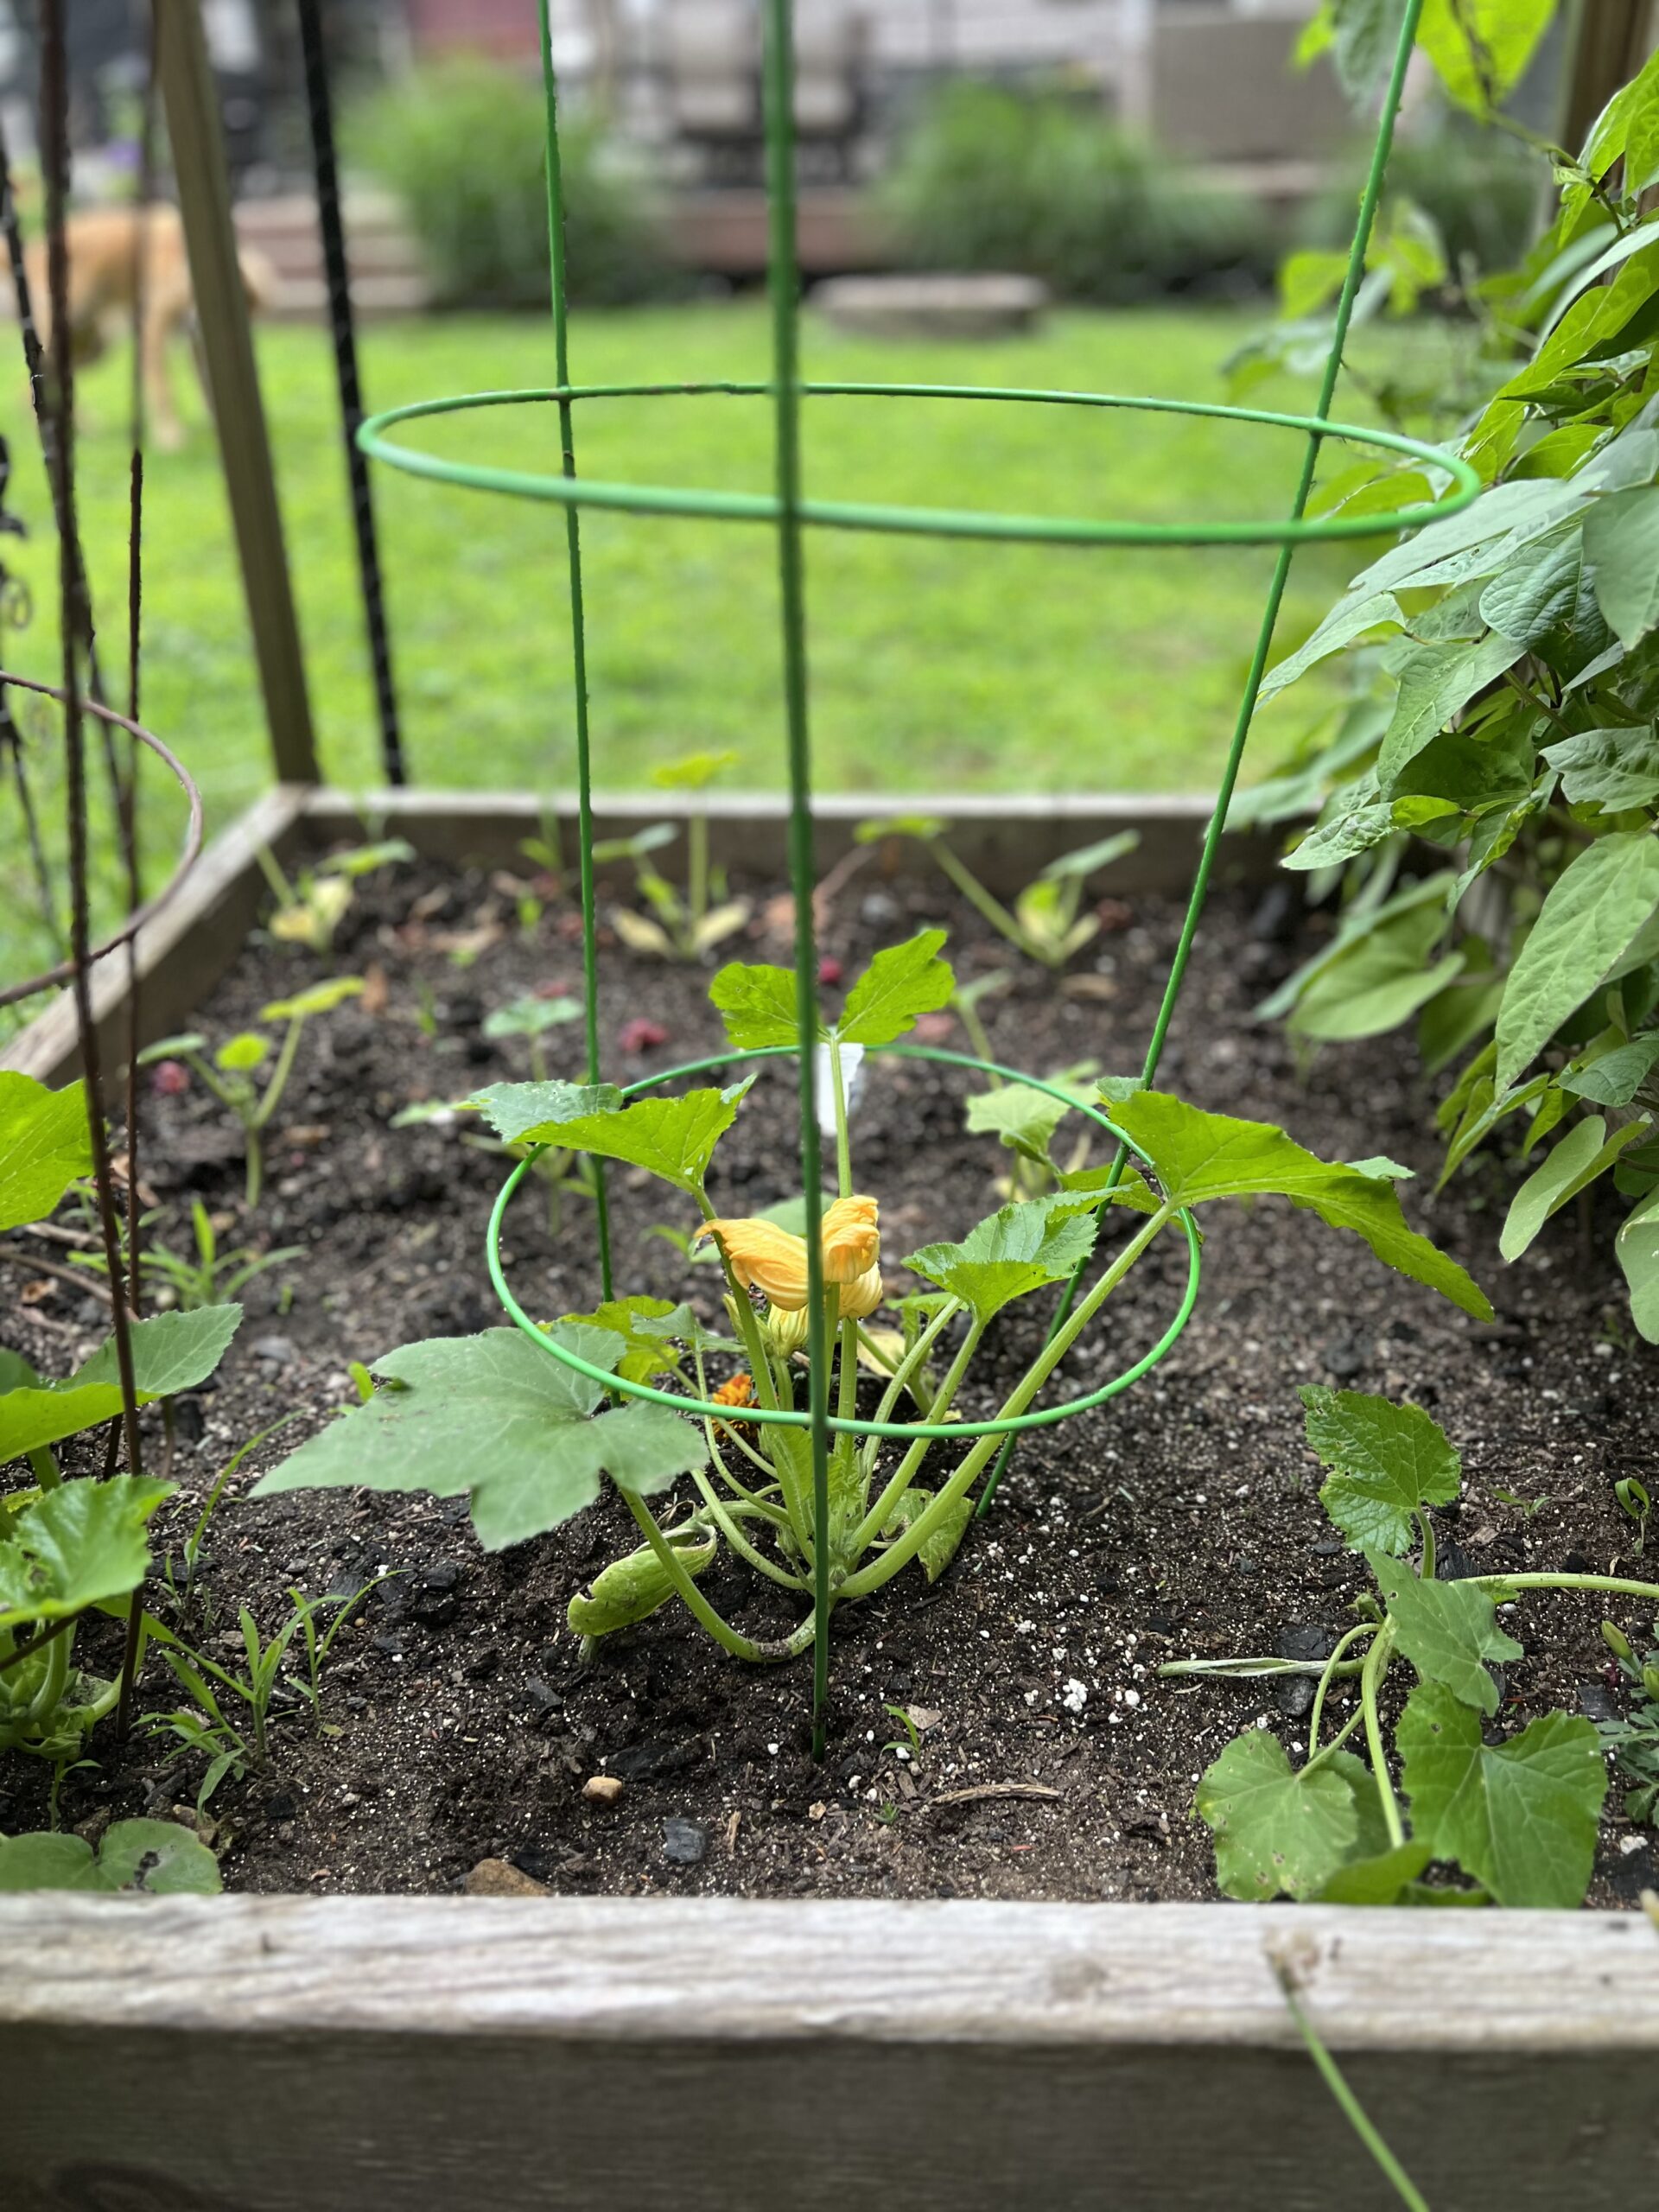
[0,785,309,1087]
[1,1897,1655,2211]
[2,785,1282,1088]
[300,784,1262,894]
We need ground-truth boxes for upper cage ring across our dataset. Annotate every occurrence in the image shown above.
[359,381,1481,550]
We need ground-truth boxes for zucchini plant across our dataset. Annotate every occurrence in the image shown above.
[256,932,1490,1699]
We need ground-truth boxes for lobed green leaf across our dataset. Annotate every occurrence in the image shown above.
[1370,1552,1523,1719]
[475,1079,753,1194]
[252,1326,708,1552]
[904,1194,1096,1321]
[1109,1092,1492,1319]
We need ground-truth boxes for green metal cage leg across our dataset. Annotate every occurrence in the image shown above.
[537,0,612,1299]
[976,0,1431,1519]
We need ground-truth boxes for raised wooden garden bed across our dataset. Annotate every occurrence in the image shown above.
[3,791,1656,2211]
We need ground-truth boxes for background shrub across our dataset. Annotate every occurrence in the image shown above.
[1301,112,1541,276]
[345,62,677,308]
[875,80,1275,302]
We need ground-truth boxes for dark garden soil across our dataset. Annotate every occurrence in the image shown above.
[3,853,1656,1905]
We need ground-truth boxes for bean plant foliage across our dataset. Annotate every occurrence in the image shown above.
[1173,1389,1658,1909]
[1237,29,1659,1338]
[258,933,1488,1680]
[0,1073,231,1894]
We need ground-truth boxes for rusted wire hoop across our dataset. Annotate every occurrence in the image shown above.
[0,670,204,1009]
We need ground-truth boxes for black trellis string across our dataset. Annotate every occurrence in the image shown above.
[297,0,405,786]
[0,109,124,819]
[38,0,148,1736]
[0,430,59,952]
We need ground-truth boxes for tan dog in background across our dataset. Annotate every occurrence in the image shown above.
[22,203,273,451]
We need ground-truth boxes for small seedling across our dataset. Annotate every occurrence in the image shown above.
[81,1198,302,1313]
[482,993,582,1082]
[881,1703,922,1758]
[146,1580,381,1807]
[856,817,1139,969]
[256,838,414,953]
[1491,1485,1550,1519]
[160,1417,302,1618]
[1616,1477,1651,1554]
[604,752,751,960]
[141,976,364,1207]
[1598,1620,1659,1826]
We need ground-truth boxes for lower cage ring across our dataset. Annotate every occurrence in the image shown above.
[486,1040,1201,1441]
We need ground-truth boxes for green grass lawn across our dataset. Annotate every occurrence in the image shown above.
[3,297,1391,983]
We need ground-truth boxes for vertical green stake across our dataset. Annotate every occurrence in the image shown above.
[762,0,832,1758]
[977,0,1428,1518]
[537,0,612,1300]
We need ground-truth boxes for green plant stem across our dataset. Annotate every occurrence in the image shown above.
[836,1315,859,1429]
[1276,1973,1432,2212]
[1478,1573,1659,1604]
[537,0,612,1300]
[859,1297,962,1452]
[1160,1656,1370,1681]
[1360,1624,1403,1850]
[1299,1697,1370,1781]
[927,837,1033,957]
[1306,1622,1381,1758]
[689,1453,804,1588]
[619,1485,814,1662]
[829,1039,854,1196]
[954,990,998,1076]
[689,807,709,928]
[1417,1510,1436,1583]
[26,1447,59,1491]
[20,1625,70,1729]
[850,1318,984,1556]
[252,1014,307,1136]
[844,1207,1169,1597]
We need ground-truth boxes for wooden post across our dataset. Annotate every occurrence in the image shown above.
[156,0,320,785]
[1559,0,1659,155]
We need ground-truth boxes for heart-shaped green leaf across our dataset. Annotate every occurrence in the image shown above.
[0,1073,92,1234]
[1398,1685,1605,1907]
[1302,1387,1462,1554]
[1194,1730,1364,1902]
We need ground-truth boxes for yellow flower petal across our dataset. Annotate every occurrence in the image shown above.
[838,1262,884,1320]
[693,1216,812,1308]
[821,1193,880,1281]
[695,1194,882,1313]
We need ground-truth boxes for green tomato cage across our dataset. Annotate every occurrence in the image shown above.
[356,0,1473,1717]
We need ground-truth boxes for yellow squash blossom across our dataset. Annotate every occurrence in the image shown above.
[696,1193,882,1320]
